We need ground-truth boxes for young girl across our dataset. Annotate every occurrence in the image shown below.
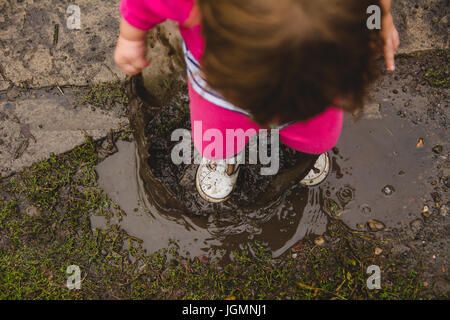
[115,0,399,203]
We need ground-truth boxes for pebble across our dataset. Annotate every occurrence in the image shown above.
[416,138,424,148]
[291,240,304,252]
[314,236,325,246]
[432,145,443,154]
[368,220,385,232]
[444,177,450,188]
[382,185,395,196]
[421,205,431,218]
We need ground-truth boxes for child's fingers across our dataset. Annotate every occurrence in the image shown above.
[121,63,141,76]
[393,31,400,52]
[133,57,150,70]
[384,41,396,72]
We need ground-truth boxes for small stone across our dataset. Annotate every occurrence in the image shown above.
[404,102,410,107]
[444,177,450,188]
[368,220,385,232]
[422,205,431,218]
[374,247,383,255]
[423,281,428,287]
[432,145,443,154]
[416,138,424,148]
[291,240,304,252]
[393,89,399,94]
[314,236,325,246]
[382,185,395,196]
[292,253,297,259]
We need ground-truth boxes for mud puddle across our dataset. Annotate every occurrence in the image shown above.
[94,101,442,260]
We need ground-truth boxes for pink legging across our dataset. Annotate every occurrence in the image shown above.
[188,81,344,160]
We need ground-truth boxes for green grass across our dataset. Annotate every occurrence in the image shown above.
[74,81,129,110]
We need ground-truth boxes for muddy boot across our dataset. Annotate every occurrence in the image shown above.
[196,157,240,203]
[300,152,330,186]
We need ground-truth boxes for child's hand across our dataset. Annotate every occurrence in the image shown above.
[381,13,400,71]
[114,36,149,76]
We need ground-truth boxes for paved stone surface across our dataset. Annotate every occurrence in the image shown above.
[0,0,125,89]
[392,0,449,54]
[0,93,128,177]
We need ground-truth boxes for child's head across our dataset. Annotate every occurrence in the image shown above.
[198,0,381,125]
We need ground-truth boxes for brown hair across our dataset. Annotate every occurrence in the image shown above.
[198,0,382,125]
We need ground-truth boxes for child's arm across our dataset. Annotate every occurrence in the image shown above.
[114,0,169,75]
[114,17,149,75]
[379,0,400,71]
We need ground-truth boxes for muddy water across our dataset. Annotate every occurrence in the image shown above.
[93,76,443,260]
[94,113,440,260]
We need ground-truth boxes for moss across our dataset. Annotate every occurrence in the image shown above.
[424,68,449,88]
[74,81,129,111]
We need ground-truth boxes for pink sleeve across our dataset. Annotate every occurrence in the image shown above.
[120,0,193,31]
[120,0,166,30]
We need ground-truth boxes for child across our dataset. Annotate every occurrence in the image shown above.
[115,0,399,203]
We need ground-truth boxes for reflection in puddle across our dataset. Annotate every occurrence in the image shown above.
[94,112,440,259]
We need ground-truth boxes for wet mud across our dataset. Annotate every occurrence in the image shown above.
[95,50,448,260]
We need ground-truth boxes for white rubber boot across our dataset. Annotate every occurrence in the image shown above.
[196,156,240,203]
[300,153,330,186]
